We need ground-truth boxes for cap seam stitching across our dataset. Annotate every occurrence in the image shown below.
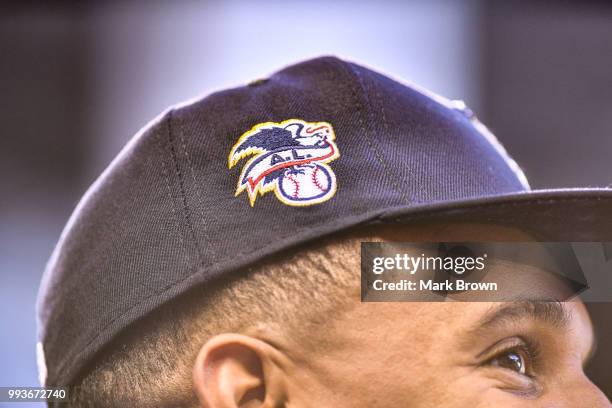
[330,58,413,205]
[371,75,428,198]
[174,113,219,262]
[168,109,205,266]
[157,114,194,269]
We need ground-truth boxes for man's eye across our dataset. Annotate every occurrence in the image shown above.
[488,347,530,375]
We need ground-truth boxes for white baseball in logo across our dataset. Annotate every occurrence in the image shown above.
[279,164,335,203]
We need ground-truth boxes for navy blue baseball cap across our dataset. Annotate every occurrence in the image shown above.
[37,56,612,387]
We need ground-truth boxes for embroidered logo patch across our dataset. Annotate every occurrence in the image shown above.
[228,119,340,207]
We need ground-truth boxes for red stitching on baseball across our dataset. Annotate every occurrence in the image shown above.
[311,166,325,192]
[286,174,299,198]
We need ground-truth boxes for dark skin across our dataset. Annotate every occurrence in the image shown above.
[192,223,611,407]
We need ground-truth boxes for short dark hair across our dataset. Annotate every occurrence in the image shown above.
[69,231,364,407]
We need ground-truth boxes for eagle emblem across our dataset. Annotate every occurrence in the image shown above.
[228,119,340,206]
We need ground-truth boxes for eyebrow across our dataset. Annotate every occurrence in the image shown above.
[475,301,572,333]
[469,301,597,365]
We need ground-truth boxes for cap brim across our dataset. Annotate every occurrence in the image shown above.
[377,188,612,241]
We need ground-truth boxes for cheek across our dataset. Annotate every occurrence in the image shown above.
[326,343,469,407]
[443,375,535,408]
[314,343,429,406]
[336,346,529,408]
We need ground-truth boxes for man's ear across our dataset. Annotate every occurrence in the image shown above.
[193,333,287,408]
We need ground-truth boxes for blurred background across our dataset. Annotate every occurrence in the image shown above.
[1,0,611,405]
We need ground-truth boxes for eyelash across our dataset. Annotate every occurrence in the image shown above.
[484,337,542,379]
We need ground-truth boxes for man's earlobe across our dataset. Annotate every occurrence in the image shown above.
[193,333,287,407]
